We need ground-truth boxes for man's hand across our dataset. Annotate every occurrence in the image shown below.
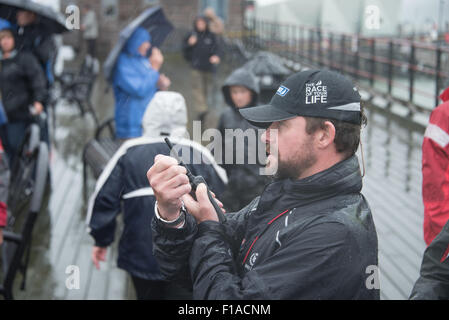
[150,48,164,71]
[92,246,107,270]
[157,74,171,91]
[188,35,197,46]
[0,228,3,245]
[182,183,225,224]
[209,55,220,65]
[147,155,192,221]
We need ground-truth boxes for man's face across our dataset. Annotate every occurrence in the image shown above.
[17,11,37,27]
[0,34,15,53]
[196,19,207,32]
[138,41,151,57]
[230,86,252,109]
[261,116,318,180]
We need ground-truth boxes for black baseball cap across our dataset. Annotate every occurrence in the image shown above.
[239,69,362,128]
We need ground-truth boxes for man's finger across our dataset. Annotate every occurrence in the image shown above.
[149,155,179,175]
[196,183,214,212]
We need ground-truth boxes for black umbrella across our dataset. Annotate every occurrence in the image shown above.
[104,6,174,82]
[0,0,68,34]
[243,51,291,76]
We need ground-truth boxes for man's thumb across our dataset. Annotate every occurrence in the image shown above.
[196,183,212,208]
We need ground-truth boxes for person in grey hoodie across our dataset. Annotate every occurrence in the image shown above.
[216,67,270,212]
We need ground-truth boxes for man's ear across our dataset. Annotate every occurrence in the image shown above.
[316,121,336,149]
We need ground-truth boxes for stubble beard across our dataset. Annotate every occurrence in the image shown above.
[271,140,317,181]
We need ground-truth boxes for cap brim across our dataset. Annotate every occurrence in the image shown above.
[239,104,297,128]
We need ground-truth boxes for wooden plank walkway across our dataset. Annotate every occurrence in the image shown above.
[360,107,427,300]
[3,53,430,300]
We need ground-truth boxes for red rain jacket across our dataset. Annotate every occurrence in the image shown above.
[422,87,449,245]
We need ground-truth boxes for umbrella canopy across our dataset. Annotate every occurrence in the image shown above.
[103,6,174,82]
[0,0,68,34]
[243,51,291,76]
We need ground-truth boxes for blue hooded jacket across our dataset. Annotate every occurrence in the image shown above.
[113,28,160,139]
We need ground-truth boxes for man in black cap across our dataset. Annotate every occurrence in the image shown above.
[147,69,379,299]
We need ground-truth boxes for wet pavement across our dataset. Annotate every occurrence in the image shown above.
[4,50,429,300]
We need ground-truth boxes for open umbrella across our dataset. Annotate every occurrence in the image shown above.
[103,6,174,82]
[0,0,68,34]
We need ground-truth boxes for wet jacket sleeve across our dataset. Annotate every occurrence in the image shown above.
[422,105,449,245]
[89,158,124,247]
[114,56,160,98]
[151,198,255,289]
[410,219,449,299]
[190,221,363,299]
[22,53,48,104]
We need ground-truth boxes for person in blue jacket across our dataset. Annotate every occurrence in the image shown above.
[113,27,170,139]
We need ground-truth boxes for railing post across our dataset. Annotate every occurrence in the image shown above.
[435,46,442,107]
[370,38,375,86]
[316,29,323,67]
[354,35,360,80]
[300,26,304,59]
[309,28,313,64]
[409,43,415,103]
[388,40,394,94]
[340,35,346,74]
[329,33,334,70]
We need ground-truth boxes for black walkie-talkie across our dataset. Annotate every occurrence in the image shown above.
[164,138,226,223]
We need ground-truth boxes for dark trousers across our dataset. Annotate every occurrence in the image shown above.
[131,276,192,300]
[86,39,96,58]
[0,121,29,165]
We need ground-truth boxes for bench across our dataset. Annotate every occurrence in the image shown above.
[53,55,100,126]
[1,133,49,300]
[82,118,122,200]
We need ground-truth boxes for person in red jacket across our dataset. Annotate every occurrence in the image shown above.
[422,86,449,245]
[0,138,9,245]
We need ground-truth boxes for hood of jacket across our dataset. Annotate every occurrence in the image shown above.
[125,27,151,57]
[440,86,449,103]
[142,91,188,138]
[222,67,260,109]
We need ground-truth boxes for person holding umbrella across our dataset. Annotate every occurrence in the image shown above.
[112,27,171,140]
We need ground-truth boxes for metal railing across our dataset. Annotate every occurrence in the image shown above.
[242,19,449,113]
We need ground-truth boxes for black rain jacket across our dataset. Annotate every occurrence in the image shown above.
[152,155,380,299]
[182,17,220,73]
[410,218,449,299]
[0,50,47,122]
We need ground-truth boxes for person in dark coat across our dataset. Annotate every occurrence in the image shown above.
[14,10,57,148]
[217,67,270,212]
[88,91,228,300]
[147,70,379,299]
[15,10,56,86]
[183,16,221,121]
[410,218,449,299]
[0,28,47,163]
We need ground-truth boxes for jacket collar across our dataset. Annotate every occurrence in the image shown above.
[257,155,362,214]
[0,50,18,61]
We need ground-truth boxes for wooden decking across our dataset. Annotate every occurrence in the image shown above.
[4,53,430,300]
[361,107,427,300]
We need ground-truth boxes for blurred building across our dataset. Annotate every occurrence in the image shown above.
[255,0,448,39]
[61,0,246,59]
